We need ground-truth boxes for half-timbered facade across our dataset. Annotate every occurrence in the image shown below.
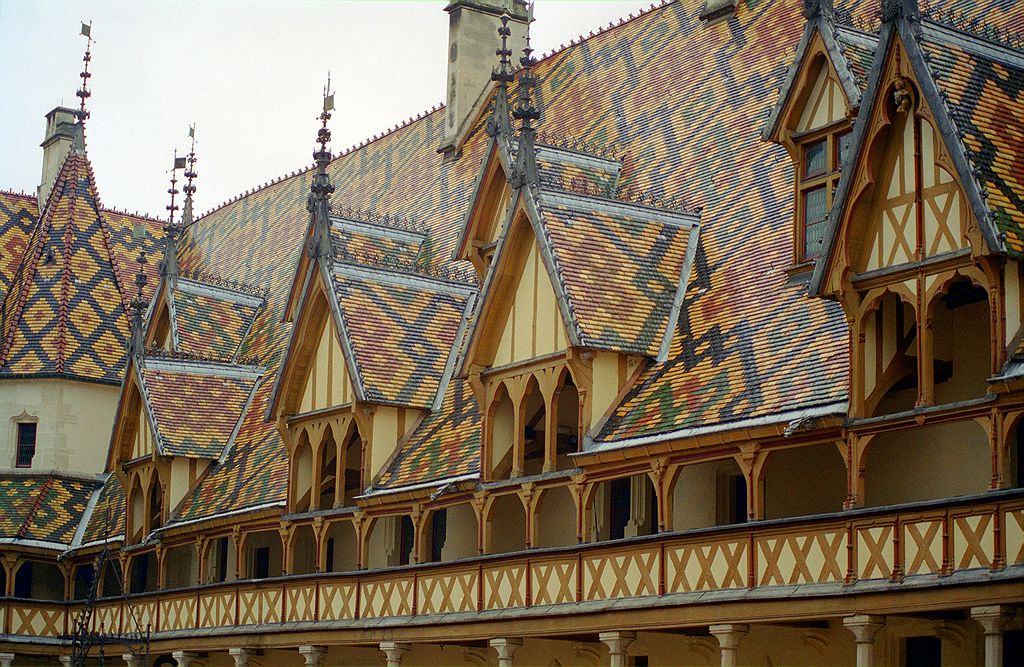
[2,0,1023,665]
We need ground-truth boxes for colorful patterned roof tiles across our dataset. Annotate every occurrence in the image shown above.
[171,279,262,361]
[141,359,260,459]
[0,191,38,304]
[0,151,161,383]
[80,474,125,545]
[375,378,481,490]
[535,143,623,195]
[0,475,98,547]
[919,22,1024,255]
[332,264,474,409]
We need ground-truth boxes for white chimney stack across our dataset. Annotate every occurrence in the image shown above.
[37,107,77,208]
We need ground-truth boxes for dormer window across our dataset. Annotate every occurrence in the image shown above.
[798,127,850,262]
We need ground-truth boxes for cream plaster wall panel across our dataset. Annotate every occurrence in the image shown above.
[169,456,191,511]
[672,458,742,530]
[1004,508,1024,565]
[864,421,989,506]
[951,512,993,570]
[856,523,895,580]
[1,378,120,474]
[300,317,354,415]
[285,583,316,622]
[591,351,623,425]
[932,299,990,404]
[902,518,944,575]
[440,502,478,561]
[416,569,478,614]
[493,237,568,368]
[920,120,967,257]
[582,548,659,601]
[132,402,154,460]
[765,444,846,519]
[1005,261,1022,344]
[490,393,514,474]
[865,118,916,271]
[318,581,356,620]
[158,595,196,631]
[797,65,844,132]
[369,405,405,480]
[534,485,577,548]
[530,557,577,605]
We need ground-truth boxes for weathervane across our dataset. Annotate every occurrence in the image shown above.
[307,74,336,262]
[76,22,93,125]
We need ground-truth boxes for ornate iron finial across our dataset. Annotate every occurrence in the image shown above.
[486,12,515,141]
[76,22,93,126]
[511,2,540,188]
[802,0,833,20]
[129,249,148,358]
[160,151,185,284]
[881,0,920,23]
[182,124,198,228]
[307,75,336,262]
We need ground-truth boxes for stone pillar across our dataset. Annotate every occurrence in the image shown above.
[379,641,411,667]
[489,637,524,666]
[709,624,750,667]
[599,631,637,667]
[59,658,73,667]
[298,645,326,667]
[0,654,12,667]
[122,654,146,667]
[843,615,886,667]
[971,605,1012,667]
[229,648,257,667]
[172,651,201,667]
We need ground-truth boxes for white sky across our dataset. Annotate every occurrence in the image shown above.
[0,0,649,218]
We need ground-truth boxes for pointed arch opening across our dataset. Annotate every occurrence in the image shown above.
[147,472,163,532]
[128,551,157,594]
[13,560,65,600]
[242,530,283,580]
[670,458,747,531]
[423,502,478,563]
[764,444,846,519]
[553,370,581,468]
[533,485,577,548]
[291,430,313,513]
[72,563,96,600]
[486,493,527,554]
[290,524,318,575]
[323,520,358,572]
[863,290,919,416]
[488,383,515,480]
[521,376,546,477]
[929,276,991,404]
[342,424,364,506]
[128,474,145,543]
[163,543,198,589]
[203,535,236,584]
[587,474,658,542]
[317,427,338,510]
[365,515,415,569]
[100,560,124,597]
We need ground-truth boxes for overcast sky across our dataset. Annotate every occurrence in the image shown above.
[0,0,649,218]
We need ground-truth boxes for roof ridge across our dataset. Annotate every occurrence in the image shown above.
[332,206,429,235]
[16,475,56,539]
[0,189,36,200]
[178,270,270,300]
[334,248,476,285]
[921,4,1024,53]
[144,345,263,369]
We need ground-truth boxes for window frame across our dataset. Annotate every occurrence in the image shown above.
[793,121,852,265]
[15,421,38,468]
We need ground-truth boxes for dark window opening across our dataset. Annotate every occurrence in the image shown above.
[101,561,123,597]
[252,546,270,579]
[1005,630,1024,667]
[129,553,152,593]
[726,473,748,525]
[430,509,448,563]
[343,434,362,506]
[215,536,229,582]
[399,515,415,566]
[16,422,37,468]
[73,564,96,600]
[609,477,631,540]
[13,562,32,598]
[325,537,335,572]
[904,636,941,667]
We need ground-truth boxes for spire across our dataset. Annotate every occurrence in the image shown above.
[802,0,833,20]
[510,2,539,189]
[128,248,148,360]
[181,125,197,229]
[306,75,336,263]
[72,22,93,152]
[159,151,185,285]
[485,12,515,142]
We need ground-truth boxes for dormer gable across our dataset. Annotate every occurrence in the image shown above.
[453,136,514,278]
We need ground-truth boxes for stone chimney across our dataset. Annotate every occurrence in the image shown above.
[37,107,77,208]
[440,0,527,158]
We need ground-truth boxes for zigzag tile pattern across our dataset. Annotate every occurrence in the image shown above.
[81,474,124,544]
[0,192,37,303]
[170,0,1019,513]
[919,28,1024,254]
[536,189,696,356]
[0,475,96,545]
[331,222,426,266]
[536,144,622,194]
[0,153,160,382]
[333,268,471,408]
[142,364,257,459]
[376,378,481,489]
[173,284,260,361]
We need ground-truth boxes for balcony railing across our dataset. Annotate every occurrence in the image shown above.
[3,490,1022,640]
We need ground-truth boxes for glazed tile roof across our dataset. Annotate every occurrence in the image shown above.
[919,22,1024,255]
[126,0,1023,517]
[535,142,623,194]
[834,25,878,88]
[140,358,261,459]
[80,474,125,545]
[0,191,37,304]
[331,215,429,267]
[532,188,699,357]
[171,279,263,361]
[0,151,161,383]
[0,475,97,547]
[331,264,474,409]
[375,378,481,490]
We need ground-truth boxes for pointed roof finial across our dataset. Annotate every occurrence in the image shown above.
[802,0,833,20]
[511,2,540,188]
[881,0,920,23]
[486,12,515,141]
[307,74,336,262]
[160,151,185,284]
[128,248,148,359]
[73,21,94,150]
[182,124,198,229]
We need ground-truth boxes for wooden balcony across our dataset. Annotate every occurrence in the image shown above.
[3,491,1022,644]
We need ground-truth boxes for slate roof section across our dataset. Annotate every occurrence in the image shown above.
[375,378,481,490]
[171,278,263,361]
[531,188,700,359]
[918,20,1024,255]
[141,357,261,459]
[331,263,475,409]
[0,475,97,547]
[0,191,37,304]
[0,151,161,383]
[80,474,125,545]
